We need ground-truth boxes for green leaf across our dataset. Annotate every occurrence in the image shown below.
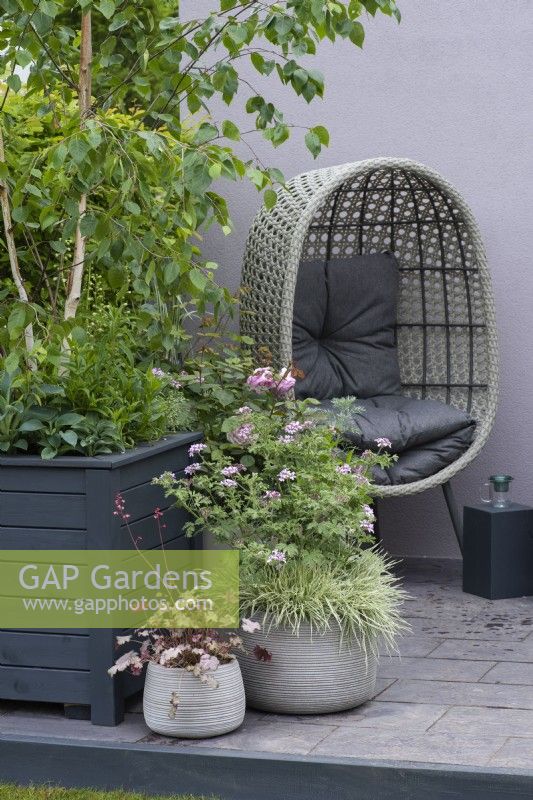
[79,214,97,237]
[263,188,277,210]
[222,120,240,141]
[107,265,126,289]
[163,261,180,285]
[6,74,21,93]
[311,125,330,146]
[20,419,44,432]
[98,0,115,19]
[7,305,26,338]
[56,413,84,426]
[304,130,321,158]
[189,268,207,292]
[68,138,90,163]
[124,200,141,215]
[60,430,78,447]
[41,446,58,460]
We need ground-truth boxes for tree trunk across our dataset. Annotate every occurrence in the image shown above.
[0,127,35,357]
[64,10,92,321]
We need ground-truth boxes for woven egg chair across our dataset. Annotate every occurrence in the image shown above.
[240,158,499,550]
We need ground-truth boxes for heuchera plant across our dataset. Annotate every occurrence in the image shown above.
[109,623,260,692]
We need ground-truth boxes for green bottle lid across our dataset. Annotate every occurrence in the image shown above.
[489,475,513,492]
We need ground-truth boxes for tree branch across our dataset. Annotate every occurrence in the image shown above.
[0,127,35,358]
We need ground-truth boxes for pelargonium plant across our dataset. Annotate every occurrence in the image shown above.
[155,367,395,568]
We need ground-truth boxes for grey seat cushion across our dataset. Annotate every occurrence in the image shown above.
[293,253,401,400]
[325,395,476,485]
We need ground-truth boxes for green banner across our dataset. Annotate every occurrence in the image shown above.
[0,550,239,628]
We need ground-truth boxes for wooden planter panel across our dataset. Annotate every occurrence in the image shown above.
[0,432,201,725]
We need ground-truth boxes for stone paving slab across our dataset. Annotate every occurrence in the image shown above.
[378,678,533,710]
[480,661,533,685]
[430,636,533,662]
[261,701,448,733]
[378,633,442,658]
[490,737,533,768]
[378,655,495,682]
[311,728,507,767]
[430,706,533,737]
[406,615,533,641]
[2,558,533,772]
[0,709,148,742]
[141,713,336,756]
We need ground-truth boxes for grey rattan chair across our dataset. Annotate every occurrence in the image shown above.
[240,158,499,549]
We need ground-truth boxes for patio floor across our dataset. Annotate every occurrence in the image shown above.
[1,558,533,773]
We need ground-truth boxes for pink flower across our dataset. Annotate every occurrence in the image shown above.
[227,423,255,445]
[274,372,296,395]
[375,437,392,449]
[113,493,130,521]
[185,462,202,475]
[188,442,207,457]
[363,504,375,519]
[221,464,244,477]
[151,367,166,378]
[262,490,281,502]
[236,406,252,415]
[336,464,352,475]
[284,421,305,435]
[278,434,295,444]
[199,653,220,673]
[278,468,296,482]
[241,618,261,633]
[361,519,375,533]
[108,651,142,677]
[220,478,238,488]
[267,549,287,564]
[115,635,132,646]
[170,379,182,389]
[246,367,277,393]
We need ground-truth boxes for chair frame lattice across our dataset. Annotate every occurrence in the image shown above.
[240,158,499,548]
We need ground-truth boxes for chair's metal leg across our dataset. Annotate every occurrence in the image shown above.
[442,481,463,553]
[373,499,382,545]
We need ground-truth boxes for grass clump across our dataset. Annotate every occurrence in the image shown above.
[240,548,409,650]
[0,786,215,800]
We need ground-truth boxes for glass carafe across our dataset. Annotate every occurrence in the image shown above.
[480,475,513,509]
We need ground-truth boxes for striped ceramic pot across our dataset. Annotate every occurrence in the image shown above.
[239,622,377,714]
[143,659,245,738]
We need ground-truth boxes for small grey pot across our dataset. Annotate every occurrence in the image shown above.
[239,621,377,714]
[143,659,246,738]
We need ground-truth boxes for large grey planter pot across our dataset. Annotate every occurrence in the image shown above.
[0,432,201,726]
[239,622,377,714]
[143,660,246,738]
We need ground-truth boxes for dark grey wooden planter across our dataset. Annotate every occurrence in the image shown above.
[0,431,201,726]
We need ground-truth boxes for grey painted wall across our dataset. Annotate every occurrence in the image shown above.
[195,0,533,558]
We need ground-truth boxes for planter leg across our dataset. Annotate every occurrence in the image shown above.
[64,704,91,721]
[89,629,125,726]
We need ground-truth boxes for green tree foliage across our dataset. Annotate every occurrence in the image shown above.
[0,0,400,455]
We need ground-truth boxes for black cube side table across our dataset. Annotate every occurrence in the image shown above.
[463,504,533,599]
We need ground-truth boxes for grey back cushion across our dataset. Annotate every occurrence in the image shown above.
[292,253,401,400]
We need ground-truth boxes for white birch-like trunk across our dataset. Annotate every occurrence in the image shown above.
[64,10,92,321]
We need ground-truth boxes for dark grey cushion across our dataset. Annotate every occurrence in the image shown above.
[325,395,476,485]
[293,253,401,400]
